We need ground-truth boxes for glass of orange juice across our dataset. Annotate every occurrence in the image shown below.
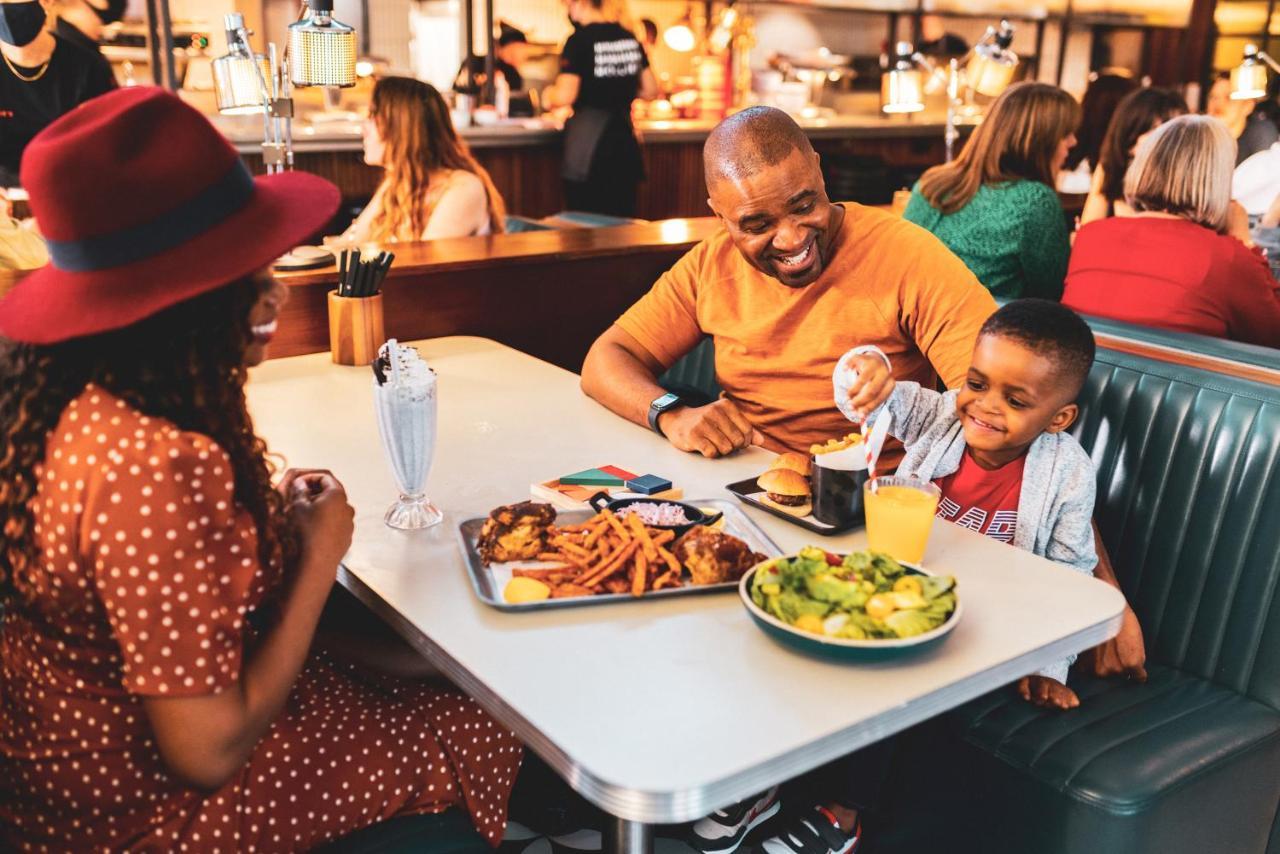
[863,476,941,564]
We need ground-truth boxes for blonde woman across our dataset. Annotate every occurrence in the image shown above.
[903,81,1080,299]
[343,77,506,243]
[1064,115,1280,345]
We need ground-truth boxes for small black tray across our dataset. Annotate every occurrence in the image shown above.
[725,478,863,536]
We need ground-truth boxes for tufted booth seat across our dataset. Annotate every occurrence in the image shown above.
[876,340,1280,854]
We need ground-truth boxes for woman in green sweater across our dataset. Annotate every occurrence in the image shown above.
[904,82,1080,299]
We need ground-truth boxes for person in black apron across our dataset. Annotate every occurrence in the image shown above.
[0,0,116,186]
[544,0,657,217]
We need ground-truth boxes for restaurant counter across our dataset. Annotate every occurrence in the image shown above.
[216,112,962,221]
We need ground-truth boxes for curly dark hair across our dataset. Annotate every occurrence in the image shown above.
[0,277,298,604]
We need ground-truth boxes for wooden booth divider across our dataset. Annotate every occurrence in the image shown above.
[271,218,722,372]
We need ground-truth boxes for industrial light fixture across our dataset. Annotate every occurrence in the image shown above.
[664,6,696,53]
[881,20,1020,160]
[213,3,358,174]
[1231,44,1279,100]
[288,0,357,88]
[881,41,924,114]
[968,20,1018,98]
[212,18,271,115]
[214,13,294,173]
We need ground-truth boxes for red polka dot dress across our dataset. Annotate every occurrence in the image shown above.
[1,387,523,851]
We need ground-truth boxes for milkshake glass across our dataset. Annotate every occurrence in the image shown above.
[373,340,442,529]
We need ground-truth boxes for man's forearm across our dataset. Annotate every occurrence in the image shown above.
[581,337,668,428]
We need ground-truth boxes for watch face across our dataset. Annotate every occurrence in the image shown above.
[653,392,680,410]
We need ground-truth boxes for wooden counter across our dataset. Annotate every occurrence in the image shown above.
[272,217,721,370]
[236,116,963,222]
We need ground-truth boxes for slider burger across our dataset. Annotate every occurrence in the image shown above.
[757,453,813,517]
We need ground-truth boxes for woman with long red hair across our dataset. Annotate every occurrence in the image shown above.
[343,76,507,243]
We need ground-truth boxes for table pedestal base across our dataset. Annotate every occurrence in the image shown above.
[605,816,653,854]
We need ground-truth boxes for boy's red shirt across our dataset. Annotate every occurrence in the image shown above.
[933,449,1027,544]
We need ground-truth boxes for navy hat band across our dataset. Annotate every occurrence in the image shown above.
[46,162,255,273]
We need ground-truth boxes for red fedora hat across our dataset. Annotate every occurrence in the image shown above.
[0,87,340,344]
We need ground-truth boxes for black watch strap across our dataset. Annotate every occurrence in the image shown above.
[648,393,681,436]
[648,401,666,435]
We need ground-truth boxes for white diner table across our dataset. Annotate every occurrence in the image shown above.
[246,336,1125,853]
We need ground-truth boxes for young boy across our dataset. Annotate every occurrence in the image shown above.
[836,298,1099,703]
[689,300,1099,854]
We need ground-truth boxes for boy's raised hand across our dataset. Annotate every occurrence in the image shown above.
[1017,675,1080,710]
[842,352,895,423]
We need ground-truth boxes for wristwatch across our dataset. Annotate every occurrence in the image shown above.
[647,392,683,436]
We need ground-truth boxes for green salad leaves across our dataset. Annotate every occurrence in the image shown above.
[750,547,957,640]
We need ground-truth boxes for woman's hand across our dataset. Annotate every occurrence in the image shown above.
[281,469,354,593]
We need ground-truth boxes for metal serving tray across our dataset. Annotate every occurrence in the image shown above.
[456,499,782,612]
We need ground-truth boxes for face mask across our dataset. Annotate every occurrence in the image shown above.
[0,1,46,47]
[92,0,125,25]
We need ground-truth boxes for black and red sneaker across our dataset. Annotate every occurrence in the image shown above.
[753,806,860,854]
[685,787,782,854]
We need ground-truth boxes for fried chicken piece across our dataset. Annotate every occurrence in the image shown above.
[673,527,767,586]
[477,501,556,565]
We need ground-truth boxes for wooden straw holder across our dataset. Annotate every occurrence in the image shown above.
[327,289,385,366]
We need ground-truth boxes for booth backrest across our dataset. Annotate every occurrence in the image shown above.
[1083,314,1280,382]
[1075,346,1280,711]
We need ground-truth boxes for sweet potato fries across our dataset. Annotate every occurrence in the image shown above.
[512,507,688,598]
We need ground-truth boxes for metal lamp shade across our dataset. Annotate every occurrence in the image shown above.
[1231,60,1268,100]
[882,67,924,114]
[288,15,357,87]
[968,45,1018,97]
[213,53,272,114]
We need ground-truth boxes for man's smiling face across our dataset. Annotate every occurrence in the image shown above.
[707,147,842,288]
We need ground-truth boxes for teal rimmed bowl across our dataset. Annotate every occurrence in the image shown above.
[738,555,963,661]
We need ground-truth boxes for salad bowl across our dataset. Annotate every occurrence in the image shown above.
[739,548,964,661]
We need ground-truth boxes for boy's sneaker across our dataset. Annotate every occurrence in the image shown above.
[686,787,782,854]
[753,806,860,854]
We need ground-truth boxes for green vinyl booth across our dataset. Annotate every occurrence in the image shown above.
[880,341,1280,854]
[655,329,1280,853]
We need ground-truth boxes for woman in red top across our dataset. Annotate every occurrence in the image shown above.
[0,89,521,851]
[1064,114,1280,346]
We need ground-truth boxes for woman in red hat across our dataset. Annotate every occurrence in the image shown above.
[0,87,522,851]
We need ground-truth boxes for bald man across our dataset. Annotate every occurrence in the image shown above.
[581,106,997,461]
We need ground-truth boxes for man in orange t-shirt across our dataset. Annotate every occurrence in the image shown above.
[581,106,997,462]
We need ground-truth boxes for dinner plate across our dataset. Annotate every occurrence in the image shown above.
[738,556,963,661]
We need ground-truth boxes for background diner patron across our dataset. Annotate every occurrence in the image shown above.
[904,82,1079,300]
[1064,114,1280,345]
[543,0,658,217]
[0,0,115,186]
[1080,86,1188,224]
[342,77,506,244]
